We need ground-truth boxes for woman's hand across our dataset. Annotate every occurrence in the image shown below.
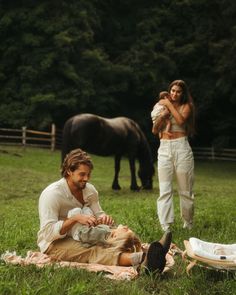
[159,98,172,109]
[160,108,170,119]
[159,99,188,125]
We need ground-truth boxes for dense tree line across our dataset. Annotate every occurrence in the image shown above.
[0,0,235,148]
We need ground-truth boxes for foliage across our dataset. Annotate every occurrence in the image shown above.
[0,1,236,147]
[0,146,236,294]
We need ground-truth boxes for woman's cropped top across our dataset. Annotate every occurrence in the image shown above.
[169,106,186,133]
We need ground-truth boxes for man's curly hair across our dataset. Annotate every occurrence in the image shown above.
[61,148,93,177]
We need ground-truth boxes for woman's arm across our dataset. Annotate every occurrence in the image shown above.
[160,99,191,125]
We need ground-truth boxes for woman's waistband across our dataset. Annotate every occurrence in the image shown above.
[160,131,187,140]
[160,136,188,143]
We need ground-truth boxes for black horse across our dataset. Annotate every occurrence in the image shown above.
[61,113,155,190]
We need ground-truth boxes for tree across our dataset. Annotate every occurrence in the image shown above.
[0,0,235,147]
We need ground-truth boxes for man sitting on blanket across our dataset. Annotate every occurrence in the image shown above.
[37,148,172,274]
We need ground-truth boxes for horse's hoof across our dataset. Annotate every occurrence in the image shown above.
[130,186,141,191]
[142,186,153,190]
[112,185,121,190]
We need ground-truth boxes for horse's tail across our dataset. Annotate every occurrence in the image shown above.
[133,120,154,168]
[61,117,74,163]
[130,120,150,153]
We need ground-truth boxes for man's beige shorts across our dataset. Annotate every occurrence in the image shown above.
[45,237,120,265]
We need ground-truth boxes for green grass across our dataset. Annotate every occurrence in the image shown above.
[0,145,236,295]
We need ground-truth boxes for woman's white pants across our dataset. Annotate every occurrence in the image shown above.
[157,137,194,230]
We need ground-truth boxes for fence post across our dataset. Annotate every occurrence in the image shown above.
[211,146,215,160]
[51,123,56,151]
[22,126,26,147]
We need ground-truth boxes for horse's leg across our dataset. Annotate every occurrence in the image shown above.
[129,157,140,191]
[112,155,121,190]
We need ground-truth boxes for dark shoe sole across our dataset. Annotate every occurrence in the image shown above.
[159,231,172,254]
[145,241,166,275]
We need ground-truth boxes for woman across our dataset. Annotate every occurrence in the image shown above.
[46,223,172,274]
[152,80,195,231]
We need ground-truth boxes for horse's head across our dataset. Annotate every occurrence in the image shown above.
[138,161,155,190]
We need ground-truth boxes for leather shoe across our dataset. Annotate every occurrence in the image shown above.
[145,231,172,274]
[158,230,172,254]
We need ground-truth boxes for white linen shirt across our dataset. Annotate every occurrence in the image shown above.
[37,178,105,253]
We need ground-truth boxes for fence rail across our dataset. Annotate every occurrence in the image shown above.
[0,124,57,151]
[0,126,236,161]
[192,147,236,161]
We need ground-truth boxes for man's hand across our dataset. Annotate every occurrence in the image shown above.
[97,214,114,226]
[60,214,97,234]
[73,214,97,227]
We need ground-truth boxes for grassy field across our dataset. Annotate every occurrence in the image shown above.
[0,145,235,295]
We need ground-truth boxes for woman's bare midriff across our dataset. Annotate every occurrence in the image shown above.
[160,131,186,140]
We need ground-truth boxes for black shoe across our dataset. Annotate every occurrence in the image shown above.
[145,231,172,275]
[159,231,172,254]
[145,241,166,274]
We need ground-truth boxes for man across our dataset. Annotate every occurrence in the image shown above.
[37,148,172,273]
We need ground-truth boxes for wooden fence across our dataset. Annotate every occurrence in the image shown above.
[0,126,236,161]
[0,124,60,151]
[192,147,236,161]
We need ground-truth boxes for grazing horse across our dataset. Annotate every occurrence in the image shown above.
[61,113,155,190]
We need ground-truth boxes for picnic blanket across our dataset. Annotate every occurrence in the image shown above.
[183,239,236,274]
[1,244,179,281]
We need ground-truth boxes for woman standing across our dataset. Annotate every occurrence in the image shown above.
[152,80,195,231]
